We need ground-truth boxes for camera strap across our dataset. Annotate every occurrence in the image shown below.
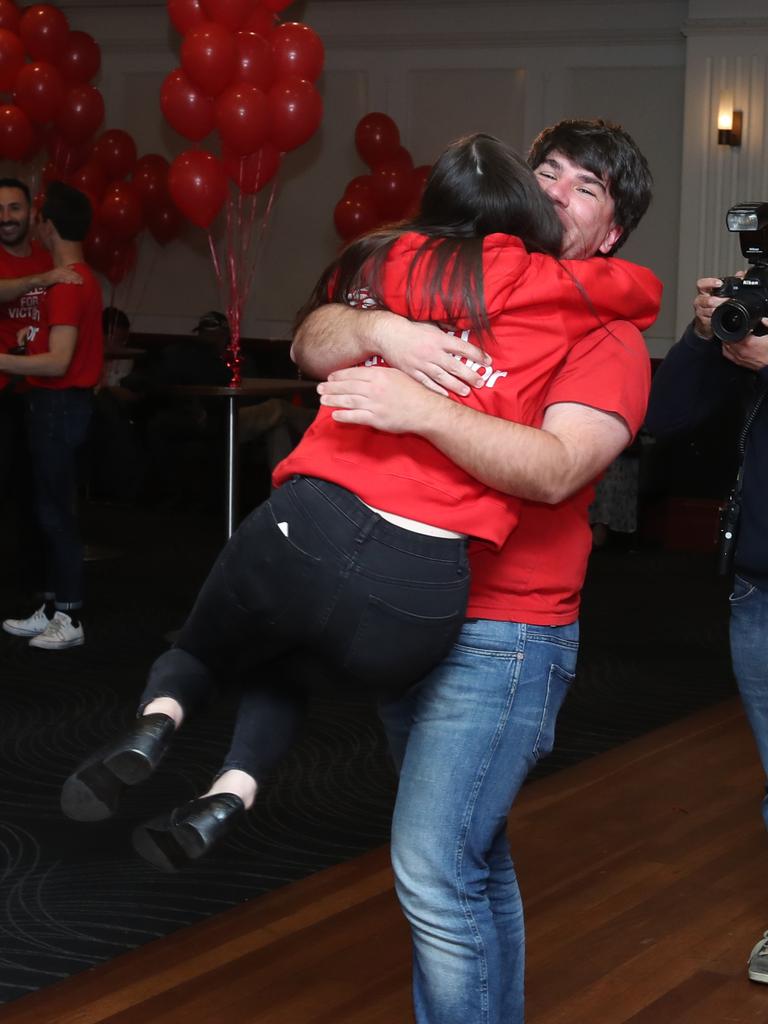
[736,385,767,480]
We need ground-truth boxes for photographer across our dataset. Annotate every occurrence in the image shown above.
[645,273,768,985]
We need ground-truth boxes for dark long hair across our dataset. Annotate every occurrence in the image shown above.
[296,133,563,340]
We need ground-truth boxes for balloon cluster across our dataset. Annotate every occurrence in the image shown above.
[334,113,432,242]
[0,1,184,286]
[161,0,325,385]
[162,0,324,230]
[0,3,101,165]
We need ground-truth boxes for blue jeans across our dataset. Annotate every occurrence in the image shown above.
[379,617,579,1024]
[729,575,768,829]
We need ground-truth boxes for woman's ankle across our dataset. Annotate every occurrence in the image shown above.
[205,769,258,810]
[142,697,184,728]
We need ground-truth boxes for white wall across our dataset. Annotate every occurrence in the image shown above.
[38,0,704,354]
[676,3,768,337]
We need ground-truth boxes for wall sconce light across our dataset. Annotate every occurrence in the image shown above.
[718,94,742,147]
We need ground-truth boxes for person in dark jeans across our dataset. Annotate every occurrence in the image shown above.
[646,272,768,987]
[0,181,103,650]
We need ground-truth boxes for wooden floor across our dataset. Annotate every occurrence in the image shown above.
[3,698,768,1024]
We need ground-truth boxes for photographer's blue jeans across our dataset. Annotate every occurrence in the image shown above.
[25,388,93,610]
[379,617,579,1024]
[729,575,768,830]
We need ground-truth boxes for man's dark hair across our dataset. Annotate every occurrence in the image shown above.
[528,118,652,255]
[0,178,31,204]
[298,132,563,339]
[41,181,92,242]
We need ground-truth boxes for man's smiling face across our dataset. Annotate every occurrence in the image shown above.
[533,150,622,259]
[0,187,31,253]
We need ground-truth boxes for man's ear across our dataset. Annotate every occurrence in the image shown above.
[598,224,623,255]
[37,218,54,246]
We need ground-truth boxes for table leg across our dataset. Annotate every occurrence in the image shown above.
[226,395,239,539]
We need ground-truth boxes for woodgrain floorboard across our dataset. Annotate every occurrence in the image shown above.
[2,698,767,1024]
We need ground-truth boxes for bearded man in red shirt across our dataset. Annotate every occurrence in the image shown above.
[0,181,103,650]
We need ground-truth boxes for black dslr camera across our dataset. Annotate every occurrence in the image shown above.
[711,202,768,343]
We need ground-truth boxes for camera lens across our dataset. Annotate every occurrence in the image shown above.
[713,301,750,342]
[711,293,768,343]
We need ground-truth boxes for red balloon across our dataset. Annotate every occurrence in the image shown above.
[261,0,293,11]
[370,159,416,220]
[83,224,114,272]
[168,149,228,228]
[222,141,280,194]
[167,0,205,35]
[201,0,252,31]
[267,76,322,152]
[0,28,24,91]
[344,174,374,202]
[68,160,108,201]
[243,6,275,38]
[104,237,137,285]
[160,67,215,142]
[57,31,101,85]
[146,201,184,244]
[413,164,432,193]
[40,159,57,185]
[0,105,34,161]
[355,112,400,168]
[14,62,64,125]
[132,153,170,210]
[44,130,91,173]
[233,30,274,91]
[0,1,21,34]
[334,194,380,242]
[20,4,69,63]
[181,21,237,98]
[90,129,138,181]
[99,181,144,241]
[215,83,269,156]
[379,145,413,173]
[270,23,324,83]
[55,84,104,145]
[22,123,42,162]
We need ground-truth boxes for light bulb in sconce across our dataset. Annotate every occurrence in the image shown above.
[718,94,742,146]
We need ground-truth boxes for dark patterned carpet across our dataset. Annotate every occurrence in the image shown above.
[0,501,737,1003]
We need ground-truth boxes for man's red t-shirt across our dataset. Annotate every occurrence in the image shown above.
[466,320,651,626]
[0,241,52,391]
[27,262,103,389]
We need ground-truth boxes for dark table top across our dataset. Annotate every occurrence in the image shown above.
[166,377,318,398]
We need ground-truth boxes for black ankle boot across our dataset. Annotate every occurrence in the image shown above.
[60,713,176,822]
[131,793,246,872]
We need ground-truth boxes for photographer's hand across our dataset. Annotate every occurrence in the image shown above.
[693,277,727,339]
[721,326,768,371]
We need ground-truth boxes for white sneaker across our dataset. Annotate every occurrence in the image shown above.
[28,611,84,650]
[3,604,51,637]
[748,930,768,983]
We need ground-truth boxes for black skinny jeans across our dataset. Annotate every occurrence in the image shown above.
[25,388,93,610]
[141,476,470,779]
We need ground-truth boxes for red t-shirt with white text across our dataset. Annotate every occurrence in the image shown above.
[27,262,103,389]
[0,241,52,391]
[274,233,660,549]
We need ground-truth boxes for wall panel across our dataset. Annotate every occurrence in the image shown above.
[564,66,685,354]
[44,1,689,348]
[407,69,526,163]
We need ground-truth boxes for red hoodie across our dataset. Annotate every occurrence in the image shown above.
[274,232,661,549]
